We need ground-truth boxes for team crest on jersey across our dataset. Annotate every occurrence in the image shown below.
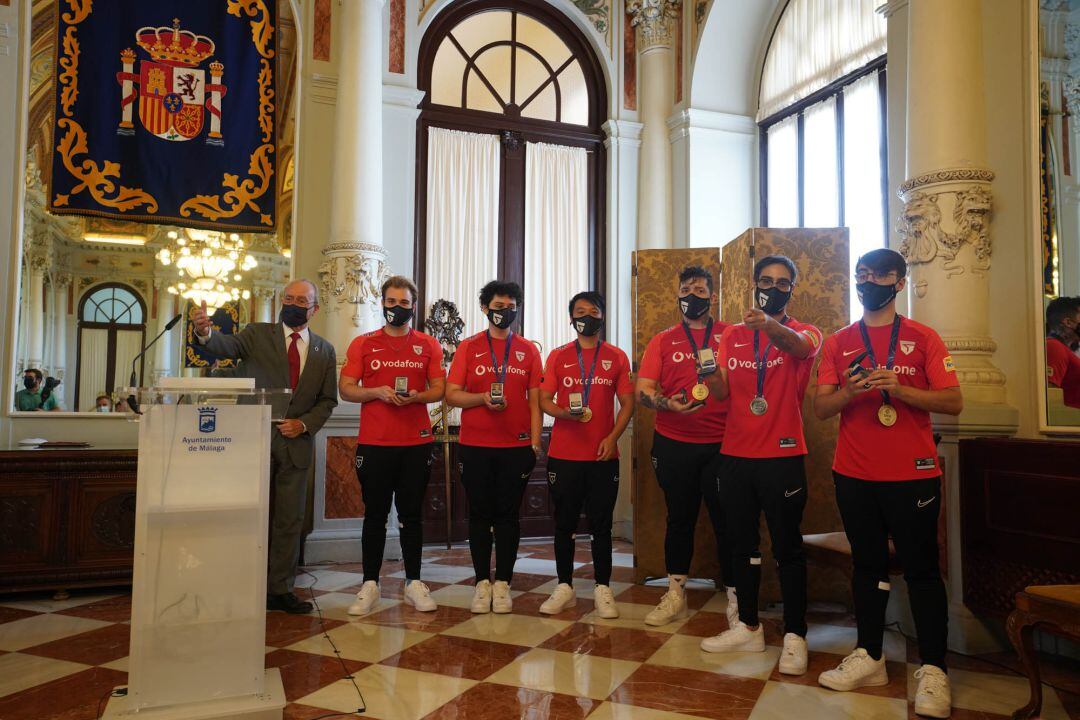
[515,351,525,362]
[714,334,723,345]
[413,345,423,355]
[943,355,956,372]
[900,340,915,355]
[602,360,612,371]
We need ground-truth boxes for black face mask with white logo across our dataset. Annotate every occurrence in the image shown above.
[678,294,711,320]
[487,307,518,329]
[756,287,792,316]
[280,303,309,329]
[856,281,899,312]
[384,304,413,327]
[572,315,604,337]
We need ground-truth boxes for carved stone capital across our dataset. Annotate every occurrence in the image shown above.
[52,271,73,289]
[897,167,995,196]
[627,0,680,51]
[897,170,994,279]
[318,244,391,328]
[253,286,277,301]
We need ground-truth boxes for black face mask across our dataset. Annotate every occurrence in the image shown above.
[678,294,711,320]
[756,286,792,315]
[572,315,604,337]
[487,307,517,329]
[384,305,413,327]
[856,281,899,312]
[23,376,35,390]
[280,303,309,329]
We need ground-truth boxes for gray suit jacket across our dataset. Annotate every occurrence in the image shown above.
[202,323,338,468]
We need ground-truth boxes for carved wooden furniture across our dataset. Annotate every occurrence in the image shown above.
[0,447,137,594]
[1006,585,1080,719]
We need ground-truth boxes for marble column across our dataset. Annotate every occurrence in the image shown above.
[50,273,71,405]
[153,285,175,383]
[627,0,679,250]
[24,257,47,372]
[319,0,390,350]
[254,286,276,323]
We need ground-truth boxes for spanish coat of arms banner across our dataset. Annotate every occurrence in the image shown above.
[48,1,277,232]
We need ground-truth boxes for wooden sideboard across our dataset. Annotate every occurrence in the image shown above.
[0,447,137,594]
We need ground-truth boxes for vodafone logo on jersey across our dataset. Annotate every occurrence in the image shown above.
[474,364,528,377]
[671,351,690,363]
[371,358,425,371]
[876,363,917,376]
[728,356,785,371]
[562,375,614,388]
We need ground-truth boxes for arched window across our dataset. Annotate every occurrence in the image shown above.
[416,0,607,355]
[75,284,146,411]
[758,0,887,318]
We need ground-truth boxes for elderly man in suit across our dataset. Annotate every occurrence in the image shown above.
[193,278,338,614]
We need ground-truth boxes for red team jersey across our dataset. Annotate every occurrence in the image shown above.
[1046,336,1080,408]
[817,317,959,481]
[541,342,634,461]
[447,332,543,448]
[638,323,731,444]
[718,319,823,458]
[341,328,446,446]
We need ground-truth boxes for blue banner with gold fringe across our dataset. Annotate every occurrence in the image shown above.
[184,300,240,369]
[48,1,277,232]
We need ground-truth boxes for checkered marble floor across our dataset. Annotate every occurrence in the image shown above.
[1,540,1078,720]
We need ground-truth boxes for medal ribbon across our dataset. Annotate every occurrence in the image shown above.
[574,339,604,407]
[752,316,789,400]
[857,314,902,405]
[485,330,513,387]
[680,318,714,384]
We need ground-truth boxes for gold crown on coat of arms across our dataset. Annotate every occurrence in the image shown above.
[135,18,215,67]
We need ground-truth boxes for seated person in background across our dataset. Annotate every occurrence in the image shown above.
[94,394,113,413]
[114,397,131,413]
[1045,296,1080,408]
[16,369,60,411]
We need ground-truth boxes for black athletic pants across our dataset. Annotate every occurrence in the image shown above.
[724,454,808,636]
[355,443,433,582]
[546,457,620,586]
[460,444,537,583]
[834,473,948,669]
[650,431,733,585]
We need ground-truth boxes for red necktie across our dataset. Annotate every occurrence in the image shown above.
[288,332,301,390]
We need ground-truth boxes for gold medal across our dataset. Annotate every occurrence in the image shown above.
[750,396,768,416]
[580,407,593,423]
[877,404,897,427]
[691,383,709,401]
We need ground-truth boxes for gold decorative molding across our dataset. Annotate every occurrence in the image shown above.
[627,0,680,51]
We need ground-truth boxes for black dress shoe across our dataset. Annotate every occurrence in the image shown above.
[267,592,314,614]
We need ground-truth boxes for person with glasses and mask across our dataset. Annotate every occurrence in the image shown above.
[537,291,634,618]
[1045,296,1080,408]
[636,266,735,628]
[698,254,821,676]
[813,248,961,718]
[446,280,542,615]
[193,279,339,614]
[339,276,446,616]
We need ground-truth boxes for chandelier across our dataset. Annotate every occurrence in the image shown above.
[157,228,257,311]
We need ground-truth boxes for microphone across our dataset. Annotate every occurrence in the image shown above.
[127,313,182,414]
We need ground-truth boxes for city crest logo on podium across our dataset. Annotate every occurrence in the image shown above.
[198,407,218,434]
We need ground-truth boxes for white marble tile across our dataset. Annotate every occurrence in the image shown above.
[441,613,571,647]
[579,602,694,633]
[308,591,401,622]
[387,564,477,584]
[485,647,640,699]
[805,622,905,662]
[646,633,782,679]
[749,680,907,720]
[588,701,706,719]
[284,622,432,663]
[0,613,112,651]
[0,593,123,614]
[295,664,475,720]
[294,570,365,592]
[610,553,635,568]
[530,578,633,601]
[0,653,90,698]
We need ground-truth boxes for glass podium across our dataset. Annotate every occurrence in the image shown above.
[103,379,288,720]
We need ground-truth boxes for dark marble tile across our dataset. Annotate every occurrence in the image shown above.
[538,622,670,662]
[266,612,346,647]
[55,595,132,623]
[510,592,595,621]
[421,681,598,720]
[0,667,127,720]
[355,602,474,633]
[285,702,341,720]
[265,648,367,702]
[804,608,859,628]
[325,436,363,519]
[22,623,130,666]
[771,650,908,699]
[615,584,715,610]
[604,566,637,583]
[381,634,530,680]
[609,663,765,719]
[388,0,405,73]
[0,606,41,625]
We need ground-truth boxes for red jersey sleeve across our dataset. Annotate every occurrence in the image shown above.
[800,323,824,359]
[527,343,543,389]
[427,337,446,380]
[1047,338,1069,389]
[717,325,736,370]
[541,350,559,394]
[923,329,960,389]
[638,335,663,381]
[816,334,841,387]
[447,339,469,386]
[340,335,367,381]
[616,350,634,395]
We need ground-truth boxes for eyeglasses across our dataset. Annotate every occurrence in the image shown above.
[756,278,793,292]
[282,294,314,307]
[854,270,898,283]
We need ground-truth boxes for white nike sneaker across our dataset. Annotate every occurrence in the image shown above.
[470,580,492,614]
[347,580,380,616]
[724,586,739,628]
[403,580,437,612]
[539,583,576,615]
[913,665,951,718]
[644,586,687,627]
[700,621,766,653]
[818,648,888,691]
[594,584,620,619]
[778,632,809,675]
[492,580,513,613]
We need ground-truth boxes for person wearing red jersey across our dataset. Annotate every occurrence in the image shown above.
[699,254,821,676]
[537,291,634,618]
[339,276,446,616]
[446,280,543,614]
[636,266,736,628]
[1045,297,1080,408]
[813,249,962,718]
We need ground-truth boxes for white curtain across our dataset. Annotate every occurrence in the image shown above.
[843,71,885,318]
[524,141,589,364]
[424,127,500,336]
[758,0,886,121]
[113,329,144,391]
[77,329,108,411]
[803,96,839,227]
[766,116,799,227]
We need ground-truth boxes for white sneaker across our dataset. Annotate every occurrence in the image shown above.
[724,586,739,628]
[594,584,619,619]
[539,583,576,615]
[700,621,765,653]
[470,580,492,614]
[778,632,809,675]
[644,589,686,627]
[914,665,951,718]
[492,580,513,613]
[818,648,888,691]
[403,580,437,612]
[347,580,380,616]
